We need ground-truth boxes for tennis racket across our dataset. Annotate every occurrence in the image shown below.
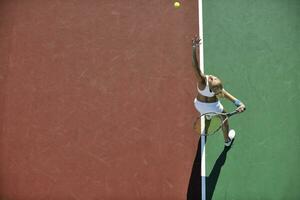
[194,110,245,136]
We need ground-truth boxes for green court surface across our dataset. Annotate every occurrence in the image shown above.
[202,0,300,199]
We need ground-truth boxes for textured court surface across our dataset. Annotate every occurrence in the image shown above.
[0,1,199,199]
[203,0,300,199]
[0,0,299,200]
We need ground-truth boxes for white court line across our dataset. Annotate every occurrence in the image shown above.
[198,0,206,200]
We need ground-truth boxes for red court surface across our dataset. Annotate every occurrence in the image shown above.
[0,1,200,199]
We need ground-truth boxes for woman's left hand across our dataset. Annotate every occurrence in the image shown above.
[236,104,246,112]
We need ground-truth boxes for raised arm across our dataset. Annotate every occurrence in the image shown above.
[222,89,246,112]
[192,36,206,83]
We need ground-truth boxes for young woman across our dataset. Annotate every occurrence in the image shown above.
[192,36,246,146]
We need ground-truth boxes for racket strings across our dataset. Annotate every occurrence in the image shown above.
[196,110,241,136]
[203,114,229,136]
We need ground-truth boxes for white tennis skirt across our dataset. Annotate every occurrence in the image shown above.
[194,98,224,115]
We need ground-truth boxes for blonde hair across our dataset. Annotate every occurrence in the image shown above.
[216,89,225,98]
[209,76,224,98]
[212,80,224,98]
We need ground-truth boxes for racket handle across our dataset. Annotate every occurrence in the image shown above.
[228,108,246,117]
[227,111,238,117]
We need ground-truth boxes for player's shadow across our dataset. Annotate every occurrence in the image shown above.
[206,141,234,200]
[187,137,234,200]
[186,136,206,200]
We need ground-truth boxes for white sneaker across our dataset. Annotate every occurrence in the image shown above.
[224,129,236,147]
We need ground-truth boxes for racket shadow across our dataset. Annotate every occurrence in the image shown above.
[206,140,235,200]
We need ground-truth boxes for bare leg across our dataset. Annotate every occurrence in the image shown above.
[205,118,211,134]
[193,116,211,135]
[220,113,230,142]
[193,117,201,134]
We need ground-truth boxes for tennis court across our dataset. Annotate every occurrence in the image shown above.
[201,0,300,199]
[0,0,299,200]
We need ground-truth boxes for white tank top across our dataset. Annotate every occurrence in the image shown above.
[197,76,215,97]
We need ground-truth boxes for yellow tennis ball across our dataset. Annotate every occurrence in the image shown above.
[174,1,180,8]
